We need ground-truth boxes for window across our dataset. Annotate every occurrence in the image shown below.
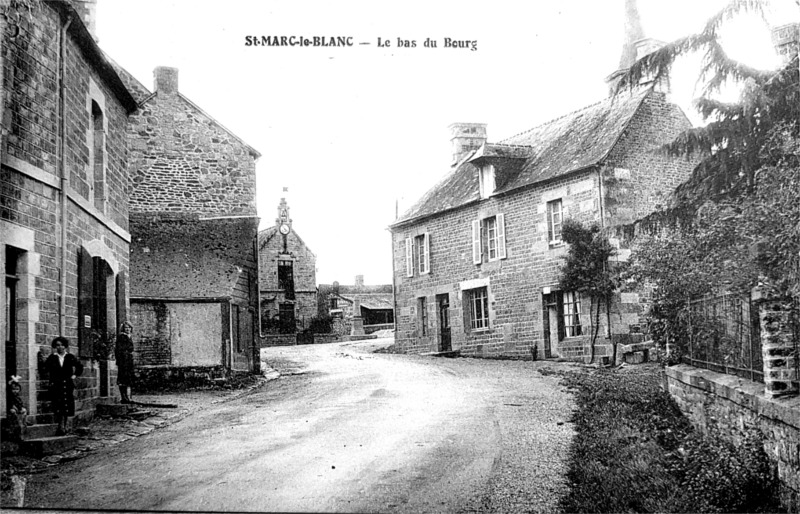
[466,287,489,330]
[563,291,582,337]
[5,246,22,376]
[547,199,563,244]
[472,214,506,264]
[91,100,106,212]
[405,233,430,277]
[418,297,428,336]
[479,164,496,198]
[330,297,338,309]
[278,260,295,299]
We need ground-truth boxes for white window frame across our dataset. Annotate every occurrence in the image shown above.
[472,214,506,264]
[479,164,496,199]
[563,291,582,338]
[547,199,563,244]
[467,286,490,331]
[414,233,430,275]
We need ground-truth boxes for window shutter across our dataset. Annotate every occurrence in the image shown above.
[405,238,413,277]
[472,220,481,265]
[78,247,94,358]
[115,271,127,329]
[422,233,430,274]
[496,213,506,260]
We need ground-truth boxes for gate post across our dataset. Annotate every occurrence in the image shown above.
[754,286,798,398]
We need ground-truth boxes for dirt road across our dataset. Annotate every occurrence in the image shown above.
[21,340,578,513]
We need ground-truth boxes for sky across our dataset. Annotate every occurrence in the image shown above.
[94,0,798,285]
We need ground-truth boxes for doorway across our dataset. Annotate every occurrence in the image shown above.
[437,294,451,352]
[543,292,563,359]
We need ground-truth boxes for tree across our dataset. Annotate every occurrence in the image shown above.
[559,219,618,364]
[621,0,799,358]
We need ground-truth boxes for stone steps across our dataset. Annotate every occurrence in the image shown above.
[20,433,79,458]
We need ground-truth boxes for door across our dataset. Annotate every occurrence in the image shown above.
[437,294,451,352]
[543,292,562,359]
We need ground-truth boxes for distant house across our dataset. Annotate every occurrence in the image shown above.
[388,3,697,361]
[319,276,394,335]
[2,0,137,422]
[118,66,262,381]
[258,198,318,334]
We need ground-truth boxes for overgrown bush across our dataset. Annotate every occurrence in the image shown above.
[560,366,784,513]
[670,429,781,513]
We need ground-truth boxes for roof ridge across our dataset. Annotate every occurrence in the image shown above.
[499,98,608,143]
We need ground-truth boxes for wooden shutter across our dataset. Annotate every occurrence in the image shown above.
[496,214,506,260]
[405,238,413,277]
[472,220,481,265]
[422,233,430,274]
[78,247,94,358]
[115,271,127,328]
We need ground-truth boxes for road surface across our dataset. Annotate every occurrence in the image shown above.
[22,339,578,513]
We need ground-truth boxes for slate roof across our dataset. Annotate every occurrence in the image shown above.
[392,87,652,226]
[130,214,258,299]
[44,1,137,113]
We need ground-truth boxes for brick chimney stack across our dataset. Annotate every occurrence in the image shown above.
[154,67,179,96]
[449,123,487,165]
[70,0,98,42]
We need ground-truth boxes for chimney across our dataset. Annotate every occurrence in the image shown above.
[70,0,98,42]
[772,23,799,65]
[449,123,487,165]
[154,67,179,95]
[354,275,364,288]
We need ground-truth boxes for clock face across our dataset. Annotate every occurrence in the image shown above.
[279,224,290,235]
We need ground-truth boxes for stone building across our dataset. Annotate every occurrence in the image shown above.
[389,1,697,361]
[118,65,262,381]
[258,198,318,334]
[1,0,137,423]
[319,276,394,335]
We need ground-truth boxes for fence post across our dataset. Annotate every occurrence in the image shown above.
[753,286,799,398]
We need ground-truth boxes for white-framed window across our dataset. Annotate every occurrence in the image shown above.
[547,199,563,244]
[466,286,490,330]
[418,296,428,336]
[563,291,582,337]
[415,233,430,275]
[472,214,506,264]
[405,233,430,277]
[479,164,496,199]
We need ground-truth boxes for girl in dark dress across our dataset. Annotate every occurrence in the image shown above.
[45,336,83,435]
[116,322,135,404]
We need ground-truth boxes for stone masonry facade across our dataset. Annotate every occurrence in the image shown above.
[258,215,318,332]
[126,67,257,216]
[391,91,696,361]
[2,0,136,422]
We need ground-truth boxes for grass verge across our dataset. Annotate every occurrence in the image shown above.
[558,364,783,513]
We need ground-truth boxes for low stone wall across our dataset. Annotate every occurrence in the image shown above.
[364,324,393,335]
[135,365,228,390]
[258,334,297,347]
[666,364,800,510]
[313,334,339,345]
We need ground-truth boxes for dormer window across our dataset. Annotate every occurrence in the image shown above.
[479,164,496,199]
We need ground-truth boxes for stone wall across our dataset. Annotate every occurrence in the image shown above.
[390,91,694,361]
[258,226,319,330]
[1,1,132,421]
[126,68,257,216]
[666,365,800,510]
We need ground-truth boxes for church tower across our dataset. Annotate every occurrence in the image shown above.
[605,0,666,94]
